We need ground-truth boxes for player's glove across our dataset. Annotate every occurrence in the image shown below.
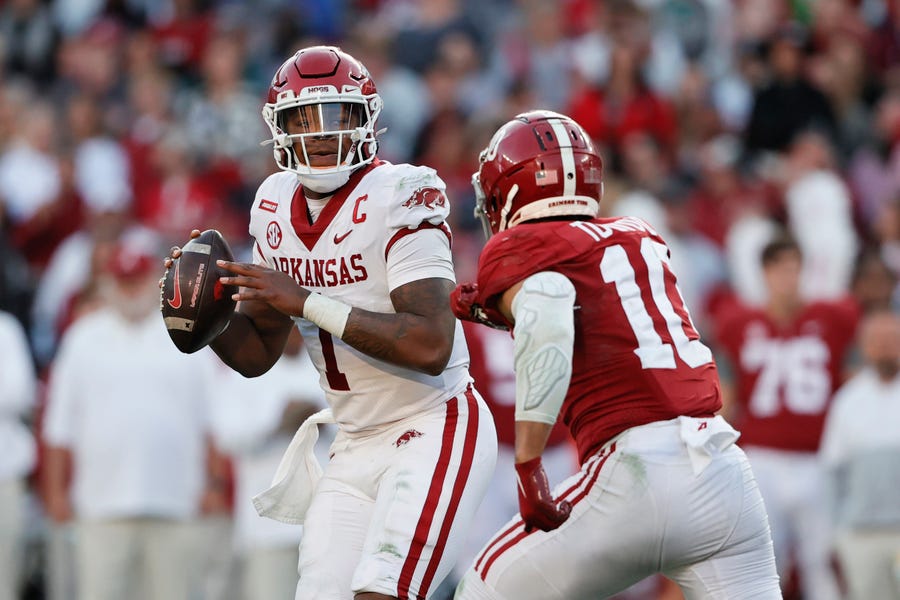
[515,456,572,533]
[450,283,509,330]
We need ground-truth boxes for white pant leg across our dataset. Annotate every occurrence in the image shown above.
[45,523,78,600]
[664,446,781,599]
[457,419,780,600]
[745,447,840,600]
[792,463,841,600]
[298,390,496,600]
[0,479,25,600]
[744,448,793,583]
[296,475,373,600]
[77,519,140,600]
[835,530,900,600]
[451,442,576,585]
[242,546,300,600]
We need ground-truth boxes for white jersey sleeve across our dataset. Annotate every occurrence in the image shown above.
[381,164,455,289]
[386,228,456,291]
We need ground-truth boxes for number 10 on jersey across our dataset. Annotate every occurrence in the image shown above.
[598,235,712,370]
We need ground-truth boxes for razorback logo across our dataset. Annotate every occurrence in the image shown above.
[402,187,446,211]
[395,429,423,447]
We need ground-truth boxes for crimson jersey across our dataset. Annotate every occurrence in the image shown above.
[474,217,722,464]
[715,298,859,452]
[462,321,572,448]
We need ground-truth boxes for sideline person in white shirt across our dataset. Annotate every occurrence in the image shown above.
[0,310,36,600]
[820,310,900,600]
[210,327,330,600]
[43,234,219,600]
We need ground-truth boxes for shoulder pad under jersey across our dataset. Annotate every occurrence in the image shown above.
[379,164,450,231]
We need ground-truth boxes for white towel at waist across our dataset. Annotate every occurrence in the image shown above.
[678,415,740,476]
[252,408,335,524]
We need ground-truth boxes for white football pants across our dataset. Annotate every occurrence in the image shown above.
[296,387,497,600]
[456,417,781,600]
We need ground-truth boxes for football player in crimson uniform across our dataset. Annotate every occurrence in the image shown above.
[714,236,859,600]
[451,321,577,586]
[450,110,780,600]
[165,46,497,600]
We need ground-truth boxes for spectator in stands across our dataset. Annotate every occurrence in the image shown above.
[848,90,900,229]
[388,0,484,76]
[0,213,33,331]
[42,232,220,600]
[0,99,71,268]
[850,247,899,314]
[489,0,574,112]
[0,310,36,600]
[687,135,776,249]
[782,131,858,300]
[820,310,900,600]
[715,235,858,600]
[178,31,270,190]
[343,25,430,164]
[0,0,60,83]
[133,128,242,247]
[744,22,837,155]
[29,210,133,368]
[570,45,677,164]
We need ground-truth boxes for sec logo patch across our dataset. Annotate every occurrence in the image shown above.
[267,221,282,249]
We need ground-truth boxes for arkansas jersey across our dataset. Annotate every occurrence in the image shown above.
[474,217,722,463]
[462,321,572,448]
[715,298,859,451]
[249,160,472,434]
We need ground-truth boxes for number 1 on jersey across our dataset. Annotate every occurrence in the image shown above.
[600,238,712,369]
[319,328,350,390]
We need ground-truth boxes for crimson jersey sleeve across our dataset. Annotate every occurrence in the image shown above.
[475,218,722,464]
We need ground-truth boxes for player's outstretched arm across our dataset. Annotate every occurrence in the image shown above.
[342,277,457,376]
[499,271,577,532]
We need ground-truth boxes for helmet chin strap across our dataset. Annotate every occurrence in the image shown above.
[298,169,353,194]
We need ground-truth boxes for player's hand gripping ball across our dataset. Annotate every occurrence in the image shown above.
[160,229,237,353]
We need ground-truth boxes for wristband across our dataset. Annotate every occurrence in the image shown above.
[299,293,352,338]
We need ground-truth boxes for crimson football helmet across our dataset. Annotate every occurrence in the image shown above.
[473,110,603,237]
[262,46,382,192]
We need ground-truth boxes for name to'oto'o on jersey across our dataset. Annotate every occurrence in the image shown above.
[273,254,368,287]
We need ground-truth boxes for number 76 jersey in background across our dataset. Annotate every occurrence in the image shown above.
[714,290,859,453]
[474,216,723,464]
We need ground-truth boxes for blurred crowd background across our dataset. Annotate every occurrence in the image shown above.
[2,0,900,599]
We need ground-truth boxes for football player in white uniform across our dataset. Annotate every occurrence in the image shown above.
[167,46,497,600]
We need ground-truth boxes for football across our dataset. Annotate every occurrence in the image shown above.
[160,229,238,354]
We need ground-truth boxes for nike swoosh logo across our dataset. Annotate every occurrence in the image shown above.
[167,259,183,309]
[333,230,352,244]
